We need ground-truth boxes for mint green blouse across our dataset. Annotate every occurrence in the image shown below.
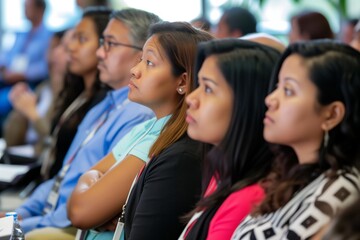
[85,115,171,240]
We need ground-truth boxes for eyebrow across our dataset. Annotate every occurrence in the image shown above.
[202,77,218,85]
[283,76,299,85]
[102,35,116,40]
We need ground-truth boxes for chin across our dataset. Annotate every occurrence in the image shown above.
[187,128,201,141]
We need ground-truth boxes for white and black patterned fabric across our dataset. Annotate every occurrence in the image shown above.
[231,167,360,240]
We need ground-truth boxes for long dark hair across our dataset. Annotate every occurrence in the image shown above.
[194,39,280,211]
[52,7,112,129]
[255,40,360,215]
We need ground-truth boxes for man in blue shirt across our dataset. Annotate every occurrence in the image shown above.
[1,9,161,239]
[0,0,53,124]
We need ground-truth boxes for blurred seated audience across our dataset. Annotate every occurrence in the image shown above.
[241,32,286,53]
[190,16,212,32]
[288,10,333,43]
[0,0,53,134]
[338,18,358,44]
[350,20,360,52]
[213,6,257,39]
[76,0,110,9]
[3,30,71,156]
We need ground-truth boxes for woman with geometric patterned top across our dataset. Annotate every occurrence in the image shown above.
[231,40,360,240]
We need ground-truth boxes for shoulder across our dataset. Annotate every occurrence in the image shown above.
[314,167,360,206]
[148,135,202,171]
[123,101,153,118]
[228,184,264,203]
[218,184,264,215]
[164,135,201,154]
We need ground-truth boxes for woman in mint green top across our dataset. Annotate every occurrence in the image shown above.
[67,20,213,240]
[112,115,171,163]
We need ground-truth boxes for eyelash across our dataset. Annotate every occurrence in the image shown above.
[78,36,87,43]
[107,41,116,47]
[146,60,154,66]
[204,85,212,93]
[284,86,293,96]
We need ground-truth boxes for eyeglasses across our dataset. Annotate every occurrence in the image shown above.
[99,38,142,52]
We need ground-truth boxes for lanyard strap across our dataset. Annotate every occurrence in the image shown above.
[43,98,130,215]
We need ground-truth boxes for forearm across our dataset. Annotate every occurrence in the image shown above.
[32,117,50,138]
[67,170,103,226]
[68,154,144,229]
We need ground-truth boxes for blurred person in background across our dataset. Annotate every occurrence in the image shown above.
[213,6,257,39]
[190,16,212,32]
[76,0,110,9]
[350,20,360,51]
[3,29,72,155]
[288,10,334,44]
[338,18,358,44]
[0,0,53,135]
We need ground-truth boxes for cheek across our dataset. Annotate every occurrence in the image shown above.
[264,104,321,144]
[189,101,232,145]
[144,75,174,98]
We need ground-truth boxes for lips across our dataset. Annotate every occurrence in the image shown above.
[186,112,196,124]
[69,55,77,63]
[97,63,106,71]
[263,113,274,124]
[128,80,137,89]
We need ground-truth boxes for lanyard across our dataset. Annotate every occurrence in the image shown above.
[43,98,130,215]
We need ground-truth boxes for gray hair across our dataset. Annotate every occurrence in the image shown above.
[110,8,162,48]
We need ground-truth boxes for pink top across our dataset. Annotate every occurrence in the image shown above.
[206,178,264,240]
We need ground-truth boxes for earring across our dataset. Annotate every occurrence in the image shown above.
[323,130,329,148]
[177,87,185,95]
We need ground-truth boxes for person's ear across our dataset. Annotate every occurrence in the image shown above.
[321,101,345,131]
[176,72,188,95]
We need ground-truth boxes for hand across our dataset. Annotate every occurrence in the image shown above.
[3,71,26,84]
[9,83,39,121]
[0,212,23,220]
[96,215,119,231]
[79,170,104,188]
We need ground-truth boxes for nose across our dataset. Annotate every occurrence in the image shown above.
[130,61,141,80]
[67,38,77,52]
[186,87,200,109]
[96,44,106,60]
[265,90,278,110]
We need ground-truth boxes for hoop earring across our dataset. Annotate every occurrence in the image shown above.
[323,131,329,148]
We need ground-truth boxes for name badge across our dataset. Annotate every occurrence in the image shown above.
[10,54,29,73]
[112,220,124,240]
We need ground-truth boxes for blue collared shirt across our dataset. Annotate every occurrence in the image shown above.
[0,22,53,82]
[16,87,154,232]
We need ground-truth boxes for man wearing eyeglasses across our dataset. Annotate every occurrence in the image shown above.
[11,9,161,240]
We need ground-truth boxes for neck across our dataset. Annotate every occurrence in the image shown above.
[109,79,128,90]
[292,140,321,164]
[31,18,42,29]
[151,95,180,119]
[83,71,97,93]
[152,104,176,119]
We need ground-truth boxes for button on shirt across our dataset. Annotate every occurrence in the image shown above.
[16,87,154,233]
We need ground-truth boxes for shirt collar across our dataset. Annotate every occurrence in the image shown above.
[150,114,172,133]
[108,86,130,108]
